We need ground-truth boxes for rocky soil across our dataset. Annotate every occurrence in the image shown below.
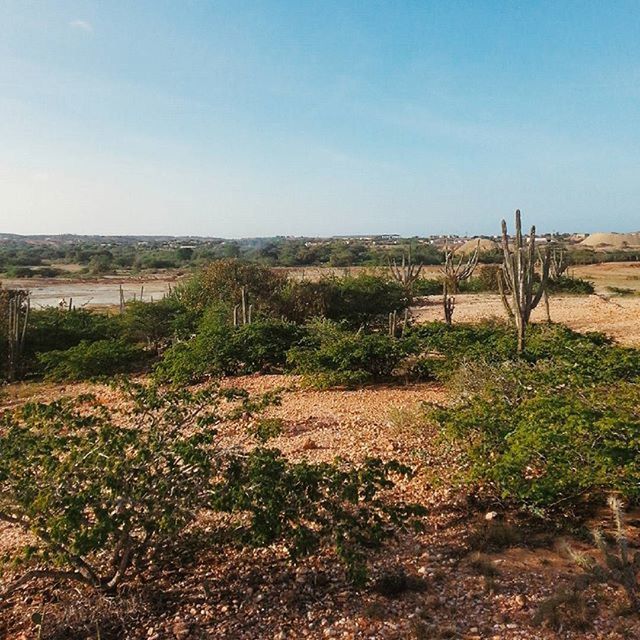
[1,372,639,639]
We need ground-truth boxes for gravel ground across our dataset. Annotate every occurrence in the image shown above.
[1,374,639,639]
[414,293,640,346]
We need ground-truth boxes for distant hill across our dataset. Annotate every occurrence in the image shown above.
[579,232,640,249]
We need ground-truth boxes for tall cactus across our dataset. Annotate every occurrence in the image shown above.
[1,288,30,381]
[498,210,550,353]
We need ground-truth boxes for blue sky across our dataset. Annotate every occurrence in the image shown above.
[1,1,639,236]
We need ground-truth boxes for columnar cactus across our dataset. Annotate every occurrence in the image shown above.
[388,246,423,296]
[441,240,479,325]
[549,245,569,280]
[498,210,550,353]
[2,288,30,380]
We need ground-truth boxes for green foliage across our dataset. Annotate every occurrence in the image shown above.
[0,382,425,591]
[473,265,501,292]
[434,357,640,512]
[547,276,595,295]
[176,259,286,315]
[248,417,284,443]
[321,274,408,327]
[156,308,305,383]
[424,321,640,512]
[88,253,114,275]
[122,298,196,351]
[607,286,639,296]
[24,309,122,360]
[0,382,240,589]
[37,339,147,381]
[212,449,426,584]
[288,321,412,388]
[274,274,408,327]
[412,278,442,296]
[406,321,633,383]
[4,266,65,278]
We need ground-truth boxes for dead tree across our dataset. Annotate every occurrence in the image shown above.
[440,240,480,325]
[498,210,550,353]
[388,246,423,296]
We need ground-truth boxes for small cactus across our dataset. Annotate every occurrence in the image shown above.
[567,496,639,612]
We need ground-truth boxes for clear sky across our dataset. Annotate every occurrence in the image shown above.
[1,1,639,237]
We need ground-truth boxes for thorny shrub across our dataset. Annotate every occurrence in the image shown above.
[434,355,640,513]
[288,320,412,388]
[0,380,425,594]
[37,339,148,381]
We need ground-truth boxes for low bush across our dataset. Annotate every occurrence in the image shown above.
[406,321,634,383]
[288,321,412,388]
[37,339,147,381]
[276,274,408,327]
[0,383,253,591]
[213,450,426,584]
[434,360,640,512]
[412,278,442,296]
[607,286,638,296]
[175,259,286,315]
[24,308,122,360]
[473,265,501,292]
[4,266,66,278]
[0,381,425,592]
[122,297,197,351]
[547,276,595,295]
[156,308,306,383]
[175,260,408,328]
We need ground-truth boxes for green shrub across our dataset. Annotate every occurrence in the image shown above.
[288,321,412,388]
[474,265,501,292]
[274,274,408,327]
[412,278,442,296]
[406,320,516,374]
[406,321,633,383]
[434,357,640,512]
[547,276,595,295]
[0,382,425,592]
[212,450,426,584]
[37,339,146,381]
[607,286,638,296]
[176,259,286,315]
[322,274,408,327]
[122,298,196,351]
[24,308,122,359]
[156,309,305,383]
[0,383,251,590]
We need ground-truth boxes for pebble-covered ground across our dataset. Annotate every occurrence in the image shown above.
[1,371,639,639]
[414,293,640,346]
